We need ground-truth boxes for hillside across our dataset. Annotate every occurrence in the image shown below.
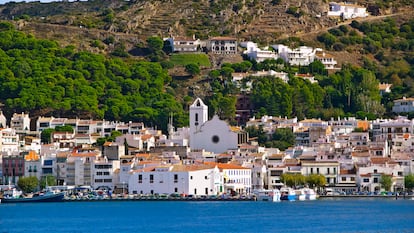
[0,0,414,127]
[0,0,412,56]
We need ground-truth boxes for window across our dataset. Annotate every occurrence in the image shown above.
[373,169,377,173]
[195,113,198,122]
[342,177,346,181]
[317,168,319,174]
[205,188,208,195]
[150,174,154,183]
[194,189,197,194]
[174,174,178,183]
[373,178,378,183]
[205,176,208,180]
[190,176,193,180]
[138,174,142,183]
[175,188,178,192]
[351,177,355,181]
[363,178,369,182]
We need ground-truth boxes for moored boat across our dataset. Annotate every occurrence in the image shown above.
[303,188,318,200]
[280,187,296,201]
[1,189,65,203]
[295,189,306,201]
[255,189,281,202]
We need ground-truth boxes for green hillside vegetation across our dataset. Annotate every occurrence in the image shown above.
[1,11,414,135]
[170,54,211,68]
[0,22,188,132]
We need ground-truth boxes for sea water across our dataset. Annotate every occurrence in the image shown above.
[1,198,414,233]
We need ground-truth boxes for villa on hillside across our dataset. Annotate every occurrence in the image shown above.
[165,36,201,53]
[392,97,414,113]
[208,37,238,54]
[327,2,368,19]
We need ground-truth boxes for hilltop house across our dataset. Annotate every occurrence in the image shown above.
[208,37,237,54]
[166,36,201,53]
[241,41,278,62]
[392,97,414,113]
[327,2,368,20]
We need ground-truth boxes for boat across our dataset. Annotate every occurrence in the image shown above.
[295,189,306,201]
[280,187,296,201]
[303,188,318,200]
[255,189,281,202]
[1,188,65,203]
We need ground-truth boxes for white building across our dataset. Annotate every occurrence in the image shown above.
[10,112,31,132]
[392,97,414,113]
[315,50,337,69]
[301,161,340,185]
[0,128,19,154]
[128,164,221,196]
[92,157,120,190]
[215,163,252,195]
[0,111,7,128]
[272,44,316,66]
[208,37,237,54]
[166,36,201,53]
[189,98,238,154]
[251,70,289,83]
[327,2,368,20]
[242,41,278,62]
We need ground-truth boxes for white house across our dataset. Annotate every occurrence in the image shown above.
[166,36,200,53]
[315,50,337,69]
[0,111,7,128]
[242,41,278,62]
[0,128,19,154]
[207,162,252,195]
[272,44,316,66]
[327,2,368,19]
[128,164,221,196]
[208,37,237,54]
[10,112,31,132]
[251,70,289,83]
[91,156,120,190]
[392,97,414,113]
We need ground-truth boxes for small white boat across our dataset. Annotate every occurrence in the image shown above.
[280,187,296,201]
[255,189,281,202]
[295,189,306,201]
[303,188,317,200]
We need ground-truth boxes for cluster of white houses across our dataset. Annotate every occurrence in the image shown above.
[165,1,371,71]
[1,96,414,195]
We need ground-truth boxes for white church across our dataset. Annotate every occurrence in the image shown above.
[189,98,243,154]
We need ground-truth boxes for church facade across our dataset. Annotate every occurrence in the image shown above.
[189,98,239,154]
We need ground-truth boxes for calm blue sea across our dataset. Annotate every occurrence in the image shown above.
[1,198,414,233]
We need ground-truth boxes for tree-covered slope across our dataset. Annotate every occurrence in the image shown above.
[0,22,187,132]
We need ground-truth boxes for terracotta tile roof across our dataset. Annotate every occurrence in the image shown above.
[210,36,237,41]
[141,134,153,141]
[378,83,392,90]
[204,162,248,170]
[284,158,300,165]
[71,152,98,157]
[135,153,151,158]
[268,153,283,159]
[25,150,40,161]
[171,164,215,172]
[173,36,196,41]
[315,51,334,58]
[340,169,356,175]
[352,151,370,157]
